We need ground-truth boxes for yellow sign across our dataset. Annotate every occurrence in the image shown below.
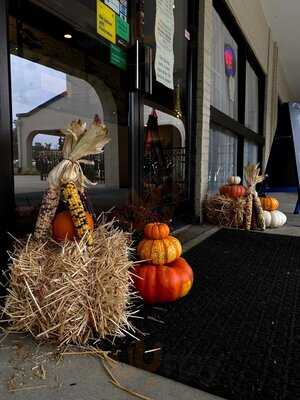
[96,0,116,44]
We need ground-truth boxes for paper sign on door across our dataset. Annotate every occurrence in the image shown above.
[155,0,175,90]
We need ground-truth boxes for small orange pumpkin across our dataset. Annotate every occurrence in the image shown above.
[259,196,279,211]
[52,211,94,241]
[144,222,170,239]
[137,236,182,265]
[220,184,246,199]
[134,257,193,304]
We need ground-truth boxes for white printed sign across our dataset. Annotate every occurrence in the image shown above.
[154,0,175,90]
[104,0,119,14]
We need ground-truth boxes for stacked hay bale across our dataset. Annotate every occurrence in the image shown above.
[2,117,135,346]
[204,164,267,231]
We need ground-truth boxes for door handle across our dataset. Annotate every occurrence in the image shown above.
[145,46,153,94]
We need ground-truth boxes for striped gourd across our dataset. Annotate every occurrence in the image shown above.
[62,182,93,246]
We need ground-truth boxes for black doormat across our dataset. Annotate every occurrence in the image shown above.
[115,229,300,400]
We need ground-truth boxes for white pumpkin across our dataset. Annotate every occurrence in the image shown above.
[263,210,287,228]
[228,176,241,185]
[263,210,272,228]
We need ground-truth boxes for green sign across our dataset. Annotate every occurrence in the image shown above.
[116,15,129,42]
[110,44,127,70]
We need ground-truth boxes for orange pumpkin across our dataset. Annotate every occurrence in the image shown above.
[220,184,246,199]
[134,257,193,304]
[144,222,170,239]
[259,196,279,211]
[52,211,94,241]
[137,236,182,265]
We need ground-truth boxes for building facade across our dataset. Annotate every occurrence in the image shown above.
[0,0,293,260]
[195,0,293,218]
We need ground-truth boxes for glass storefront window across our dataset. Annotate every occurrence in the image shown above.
[9,0,131,232]
[211,8,238,120]
[143,105,186,221]
[244,140,259,166]
[142,0,192,226]
[208,124,238,194]
[144,0,188,111]
[245,62,259,133]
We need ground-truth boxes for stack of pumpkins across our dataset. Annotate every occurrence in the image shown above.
[259,196,287,229]
[134,223,193,304]
[219,176,246,198]
[219,176,287,229]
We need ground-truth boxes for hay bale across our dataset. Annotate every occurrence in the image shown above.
[2,222,136,346]
[204,194,246,228]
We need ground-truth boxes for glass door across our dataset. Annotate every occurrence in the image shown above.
[8,0,134,233]
[140,0,195,227]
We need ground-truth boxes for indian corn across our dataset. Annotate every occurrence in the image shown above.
[34,187,60,241]
[62,182,93,246]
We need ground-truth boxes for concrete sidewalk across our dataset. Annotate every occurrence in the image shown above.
[0,334,223,400]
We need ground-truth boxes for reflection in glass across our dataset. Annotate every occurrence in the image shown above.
[208,125,238,194]
[211,8,238,120]
[9,1,130,232]
[244,140,259,166]
[143,105,186,222]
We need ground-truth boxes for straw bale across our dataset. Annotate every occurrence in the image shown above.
[2,221,136,346]
[204,194,246,228]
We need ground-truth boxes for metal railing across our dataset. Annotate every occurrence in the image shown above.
[143,147,186,199]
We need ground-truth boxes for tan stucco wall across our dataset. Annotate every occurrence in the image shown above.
[278,62,294,102]
[225,0,293,102]
[225,0,269,71]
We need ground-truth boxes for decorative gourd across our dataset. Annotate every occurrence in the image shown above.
[134,257,193,304]
[144,222,170,239]
[52,211,94,241]
[263,210,286,228]
[227,176,241,185]
[137,236,182,265]
[220,184,246,199]
[259,196,279,211]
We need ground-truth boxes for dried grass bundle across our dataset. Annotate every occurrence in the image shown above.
[2,221,136,346]
[204,194,246,228]
[244,163,266,230]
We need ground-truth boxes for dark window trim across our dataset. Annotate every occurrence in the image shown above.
[0,0,15,219]
[0,0,15,294]
[211,0,266,176]
[211,107,265,145]
[144,98,182,120]
[186,0,199,215]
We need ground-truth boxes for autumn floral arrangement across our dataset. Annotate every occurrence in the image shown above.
[1,116,136,347]
[205,164,272,230]
[109,204,169,246]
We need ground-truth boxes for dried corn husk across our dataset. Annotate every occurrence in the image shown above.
[244,193,253,230]
[253,194,265,230]
[48,115,109,191]
[244,163,266,231]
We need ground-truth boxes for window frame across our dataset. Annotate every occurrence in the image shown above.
[211,0,265,179]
